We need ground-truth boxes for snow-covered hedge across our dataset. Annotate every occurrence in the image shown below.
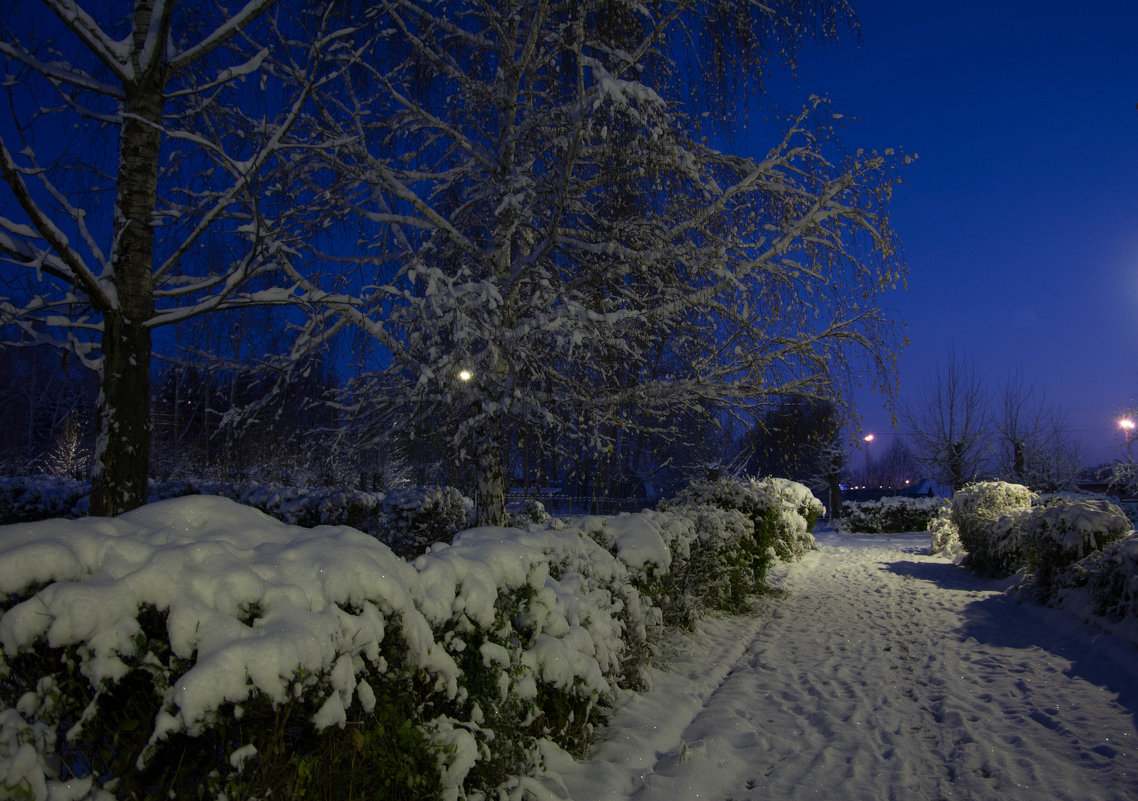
[0,477,88,524]
[505,498,553,528]
[0,480,816,801]
[1040,534,1138,639]
[0,477,477,559]
[662,475,821,583]
[943,483,1132,585]
[950,481,1033,576]
[840,495,940,534]
[997,498,1131,594]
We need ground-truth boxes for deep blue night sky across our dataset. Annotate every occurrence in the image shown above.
[765,0,1138,465]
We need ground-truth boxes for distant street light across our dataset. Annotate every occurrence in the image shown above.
[864,433,874,487]
[457,368,474,382]
[1120,418,1135,459]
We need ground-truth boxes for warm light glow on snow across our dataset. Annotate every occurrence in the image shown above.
[457,369,474,382]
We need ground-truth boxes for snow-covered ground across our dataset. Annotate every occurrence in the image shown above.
[534,527,1138,801]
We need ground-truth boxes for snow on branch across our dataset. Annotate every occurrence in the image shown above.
[167,0,278,71]
[40,0,133,83]
[0,39,123,99]
[0,137,112,310]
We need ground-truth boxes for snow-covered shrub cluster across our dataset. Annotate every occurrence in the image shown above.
[0,498,446,801]
[840,495,941,534]
[943,483,1132,586]
[374,486,475,557]
[996,497,1131,594]
[759,477,825,558]
[663,475,822,584]
[0,481,816,801]
[950,481,1033,576]
[1040,534,1138,637]
[927,499,962,556]
[0,476,384,529]
[583,506,758,628]
[505,498,553,528]
[0,477,88,524]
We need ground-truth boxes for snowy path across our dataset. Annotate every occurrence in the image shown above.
[536,529,1138,801]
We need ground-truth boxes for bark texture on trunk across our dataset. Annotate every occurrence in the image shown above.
[475,425,507,527]
[90,30,164,515]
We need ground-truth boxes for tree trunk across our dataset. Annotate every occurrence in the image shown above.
[90,59,163,516]
[474,419,507,526]
[91,311,153,515]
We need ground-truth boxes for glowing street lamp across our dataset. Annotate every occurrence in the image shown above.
[457,368,474,383]
[1120,418,1135,459]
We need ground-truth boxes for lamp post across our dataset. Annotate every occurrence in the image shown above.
[1120,418,1135,460]
[863,433,874,487]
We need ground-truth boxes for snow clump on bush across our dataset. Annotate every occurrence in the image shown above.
[950,481,1033,576]
[927,499,962,557]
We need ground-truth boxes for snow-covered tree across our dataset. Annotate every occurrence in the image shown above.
[905,354,989,491]
[294,0,909,525]
[0,1,354,514]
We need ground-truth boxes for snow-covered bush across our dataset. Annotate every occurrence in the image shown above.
[950,481,1033,576]
[0,498,457,801]
[757,476,824,559]
[840,495,941,534]
[1,492,782,801]
[663,475,820,585]
[1043,534,1138,630]
[927,499,962,556]
[667,506,760,621]
[506,498,553,527]
[154,479,381,529]
[759,477,825,533]
[582,506,758,628]
[0,477,88,524]
[375,486,475,557]
[1002,498,1132,596]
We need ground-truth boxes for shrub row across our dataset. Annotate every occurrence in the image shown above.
[930,481,1132,586]
[0,475,819,801]
[838,495,941,534]
[0,477,478,559]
